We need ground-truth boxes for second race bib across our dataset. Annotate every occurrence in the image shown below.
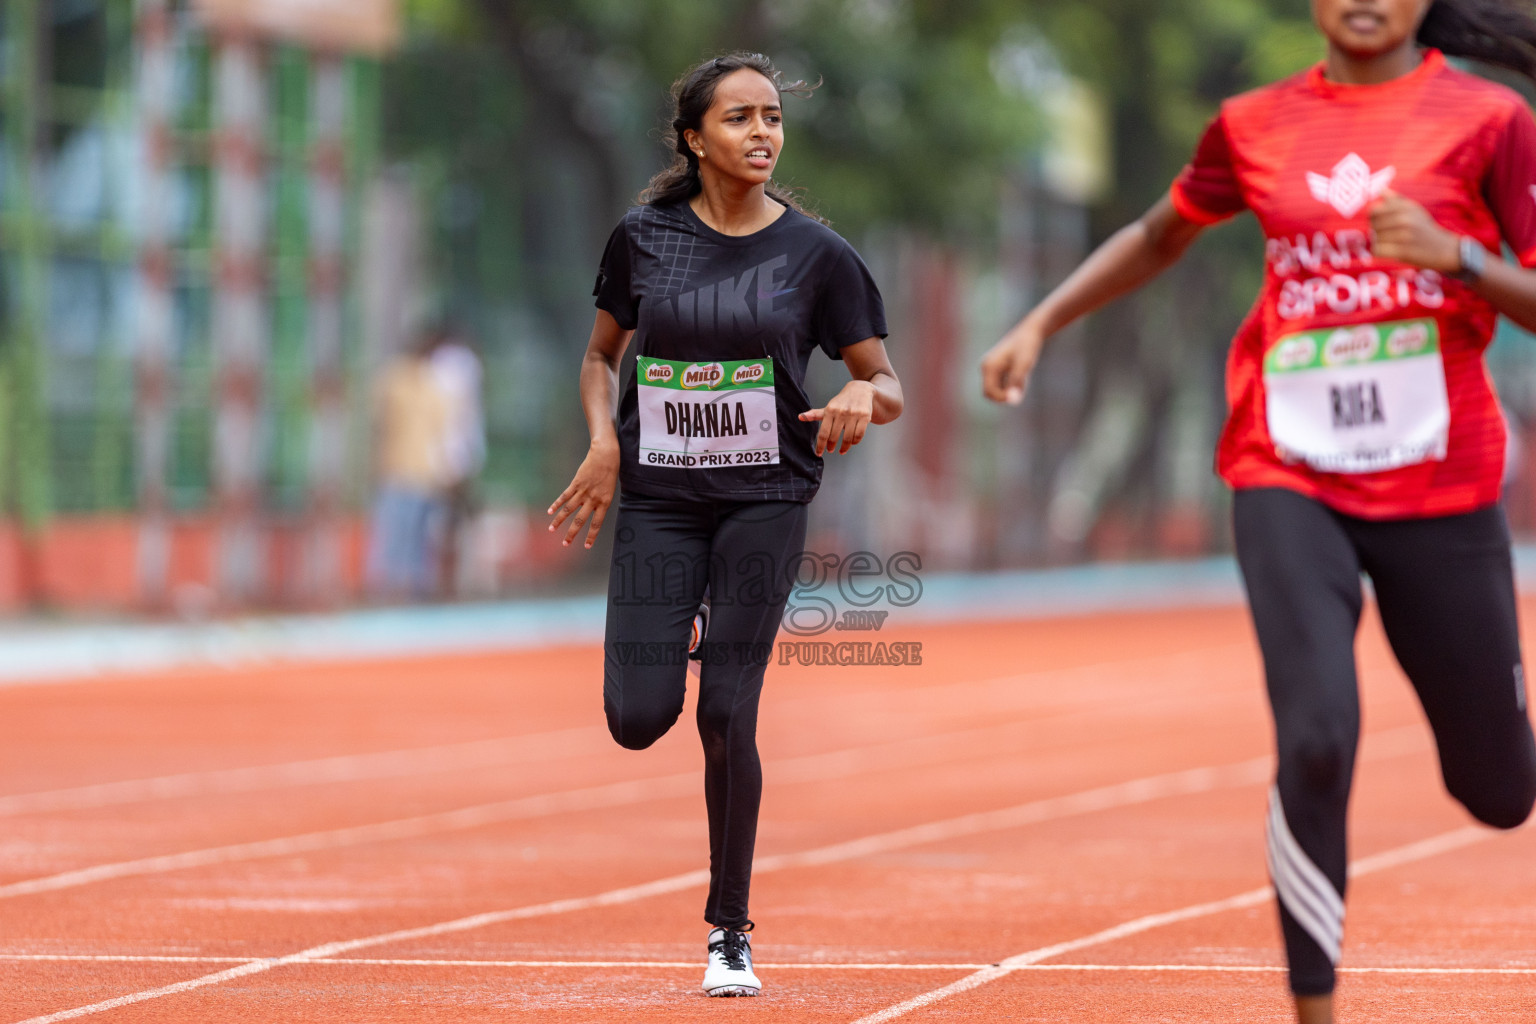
[1263,318,1449,474]
[637,356,779,469]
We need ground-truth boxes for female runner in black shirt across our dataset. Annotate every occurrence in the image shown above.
[548,52,903,997]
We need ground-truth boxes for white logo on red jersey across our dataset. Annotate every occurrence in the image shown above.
[1306,154,1395,218]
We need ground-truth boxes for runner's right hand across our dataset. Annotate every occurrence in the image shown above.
[548,440,620,549]
[980,325,1045,406]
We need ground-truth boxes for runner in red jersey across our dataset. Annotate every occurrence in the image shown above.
[982,2,1536,1022]
[1178,46,1536,518]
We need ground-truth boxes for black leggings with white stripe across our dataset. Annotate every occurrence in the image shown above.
[1234,488,1536,996]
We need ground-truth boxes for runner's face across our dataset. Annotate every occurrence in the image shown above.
[1312,0,1432,57]
[686,69,783,187]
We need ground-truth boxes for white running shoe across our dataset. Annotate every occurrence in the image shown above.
[702,926,760,997]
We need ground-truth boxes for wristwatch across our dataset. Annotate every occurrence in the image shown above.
[1455,236,1486,283]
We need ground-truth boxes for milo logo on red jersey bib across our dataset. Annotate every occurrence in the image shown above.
[1323,326,1379,366]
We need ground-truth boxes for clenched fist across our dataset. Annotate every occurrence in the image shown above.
[980,324,1045,406]
[1368,191,1461,274]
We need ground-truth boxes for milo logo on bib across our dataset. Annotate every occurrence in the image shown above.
[681,362,726,389]
[637,356,780,469]
[1262,317,1448,474]
[1323,326,1380,366]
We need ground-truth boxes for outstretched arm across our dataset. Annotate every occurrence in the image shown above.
[980,195,1208,405]
[547,310,632,549]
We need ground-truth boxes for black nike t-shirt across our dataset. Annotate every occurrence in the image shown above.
[594,200,887,503]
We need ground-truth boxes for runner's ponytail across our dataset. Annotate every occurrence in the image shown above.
[1419,0,1536,84]
[639,52,823,221]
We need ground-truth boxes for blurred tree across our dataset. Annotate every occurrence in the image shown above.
[1016,0,1322,557]
[1033,0,1319,219]
[459,0,1044,234]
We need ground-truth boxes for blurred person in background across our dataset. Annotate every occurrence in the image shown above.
[547,53,902,998]
[430,320,487,597]
[367,329,450,602]
[982,2,1536,1021]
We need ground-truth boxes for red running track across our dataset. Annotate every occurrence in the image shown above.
[0,604,1532,1022]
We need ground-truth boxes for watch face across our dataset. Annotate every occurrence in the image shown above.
[1460,237,1483,281]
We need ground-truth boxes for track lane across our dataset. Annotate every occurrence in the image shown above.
[0,643,1264,895]
[5,726,1434,1023]
[4,604,1533,1021]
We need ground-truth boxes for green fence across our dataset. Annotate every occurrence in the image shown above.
[0,0,384,527]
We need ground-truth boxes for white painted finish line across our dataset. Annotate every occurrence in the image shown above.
[11,728,1429,1023]
[2,953,1534,975]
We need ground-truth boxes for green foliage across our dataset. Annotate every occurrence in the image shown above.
[384,0,1327,250]
[400,0,478,37]
[774,9,1043,237]
[1031,0,1319,210]
[385,0,1043,240]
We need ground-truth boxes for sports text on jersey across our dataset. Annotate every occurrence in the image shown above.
[1267,229,1445,321]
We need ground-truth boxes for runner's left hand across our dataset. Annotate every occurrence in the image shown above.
[800,380,876,456]
[1368,191,1460,274]
[547,440,620,549]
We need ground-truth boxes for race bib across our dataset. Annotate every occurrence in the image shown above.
[637,356,779,469]
[1263,318,1448,474]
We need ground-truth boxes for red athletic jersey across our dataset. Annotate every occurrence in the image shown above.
[1171,50,1536,519]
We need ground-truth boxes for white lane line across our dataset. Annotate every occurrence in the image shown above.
[9,868,715,1024]
[0,727,608,817]
[0,775,703,900]
[0,955,982,969]
[6,953,1536,976]
[1015,964,1536,976]
[9,727,1428,1023]
[0,955,253,964]
[0,643,1244,817]
[756,724,1424,875]
[0,710,1115,901]
[321,959,976,969]
[0,663,1310,901]
[6,953,1536,975]
[848,824,1498,1024]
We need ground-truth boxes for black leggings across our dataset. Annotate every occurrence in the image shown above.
[1234,488,1536,996]
[602,490,808,930]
